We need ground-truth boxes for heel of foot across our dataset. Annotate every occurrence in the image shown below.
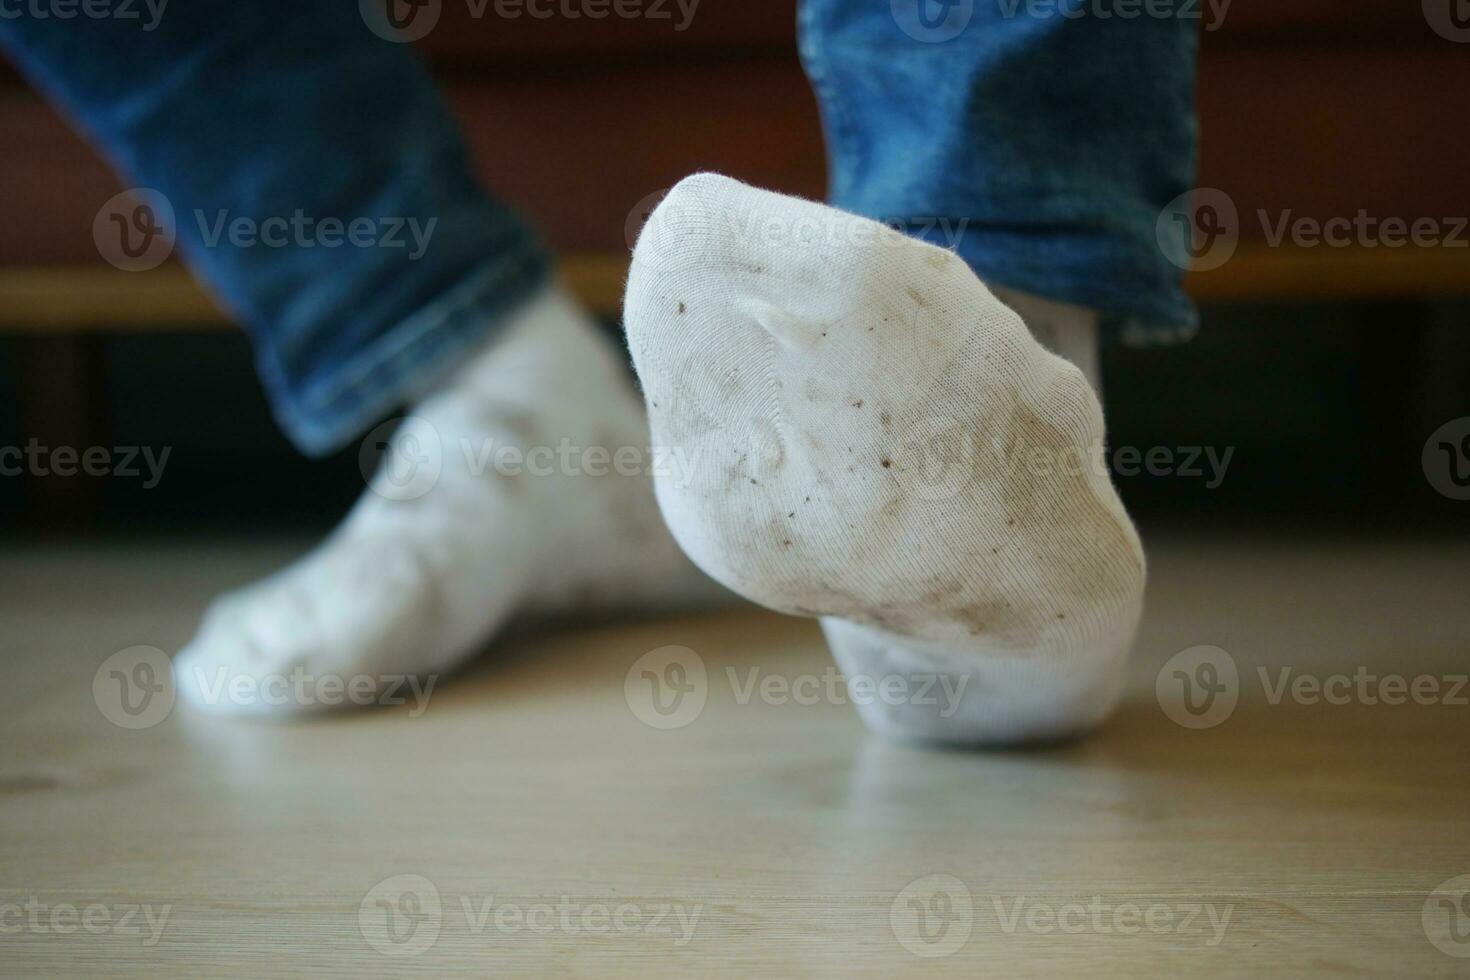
[821,618,1131,746]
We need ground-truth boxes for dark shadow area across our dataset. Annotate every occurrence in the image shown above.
[3,300,1468,535]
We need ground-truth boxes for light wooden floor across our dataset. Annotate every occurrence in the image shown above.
[2,532,1469,977]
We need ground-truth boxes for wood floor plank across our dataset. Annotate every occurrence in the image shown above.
[1,533,1468,976]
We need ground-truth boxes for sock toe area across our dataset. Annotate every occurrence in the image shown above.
[822,617,1133,746]
[172,553,445,717]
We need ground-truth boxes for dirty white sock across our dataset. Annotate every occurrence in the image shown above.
[992,286,1102,394]
[175,285,719,716]
[624,174,1144,744]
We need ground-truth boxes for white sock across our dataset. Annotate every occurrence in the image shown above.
[624,174,1145,744]
[991,286,1102,394]
[174,285,719,716]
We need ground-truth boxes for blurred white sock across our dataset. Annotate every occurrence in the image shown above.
[174,285,719,716]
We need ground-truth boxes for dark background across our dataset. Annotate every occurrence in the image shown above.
[3,300,1469,535]
[2,0,1468,538]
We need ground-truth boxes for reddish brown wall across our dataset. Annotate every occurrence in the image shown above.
[1,1,1463,265]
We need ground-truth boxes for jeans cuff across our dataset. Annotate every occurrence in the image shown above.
[909,219,1199,348]
[267,249,551,456]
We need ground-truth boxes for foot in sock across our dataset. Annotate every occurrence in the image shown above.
[174,287,720,716]
[623,173,1145,745]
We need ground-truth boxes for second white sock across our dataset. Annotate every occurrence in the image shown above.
[175,285,720,716]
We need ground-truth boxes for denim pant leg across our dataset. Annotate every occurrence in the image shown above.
[0,5,551,455]
[798,0,1200,343]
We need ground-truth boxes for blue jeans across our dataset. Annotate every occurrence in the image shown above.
[801,0,1200,346]
[0,1,1197,455]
